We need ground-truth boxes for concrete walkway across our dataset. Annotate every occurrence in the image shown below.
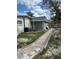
[17,28,54,59]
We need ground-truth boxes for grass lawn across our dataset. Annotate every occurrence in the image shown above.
[17,31,45,49]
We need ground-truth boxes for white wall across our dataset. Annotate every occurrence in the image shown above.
[25,18,31,28]
[43,22,48,30]
[17,17,31,35]
[17,17,24,35]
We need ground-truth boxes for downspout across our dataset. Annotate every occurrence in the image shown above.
[23,17,25,32]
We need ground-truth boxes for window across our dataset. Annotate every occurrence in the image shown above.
[17,20,22,26]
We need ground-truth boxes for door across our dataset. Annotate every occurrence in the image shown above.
[34,22,42,31]
[24,27,29,32]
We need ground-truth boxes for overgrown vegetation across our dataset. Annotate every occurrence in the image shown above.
[33,27,61,59]
[17,31,45,49]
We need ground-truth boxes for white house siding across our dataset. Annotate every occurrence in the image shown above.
[17,17,24,35]
[43,22,48,30]
[25,18,31,28]
[17,17,31,35]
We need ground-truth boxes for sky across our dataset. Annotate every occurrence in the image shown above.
[17,0,51,19]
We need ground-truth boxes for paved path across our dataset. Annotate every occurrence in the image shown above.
[17,28,54,59]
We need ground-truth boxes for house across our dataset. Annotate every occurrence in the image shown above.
[17,15,49,35]
[17,15,31,35]
[31,16,49,31]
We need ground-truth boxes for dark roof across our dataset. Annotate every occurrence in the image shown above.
[31,16,48,22]
[17,15,31,19]
[17,15,49,22]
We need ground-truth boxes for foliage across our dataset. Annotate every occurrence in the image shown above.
[43,0,61,27]
[17,31,45,49]
[27,12,33,17]
[33,27,61,59]
[53,55,61,59]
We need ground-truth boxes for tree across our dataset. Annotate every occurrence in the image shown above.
[43,0,61,26]
[50,1,61,24]
[27,12,33,17]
